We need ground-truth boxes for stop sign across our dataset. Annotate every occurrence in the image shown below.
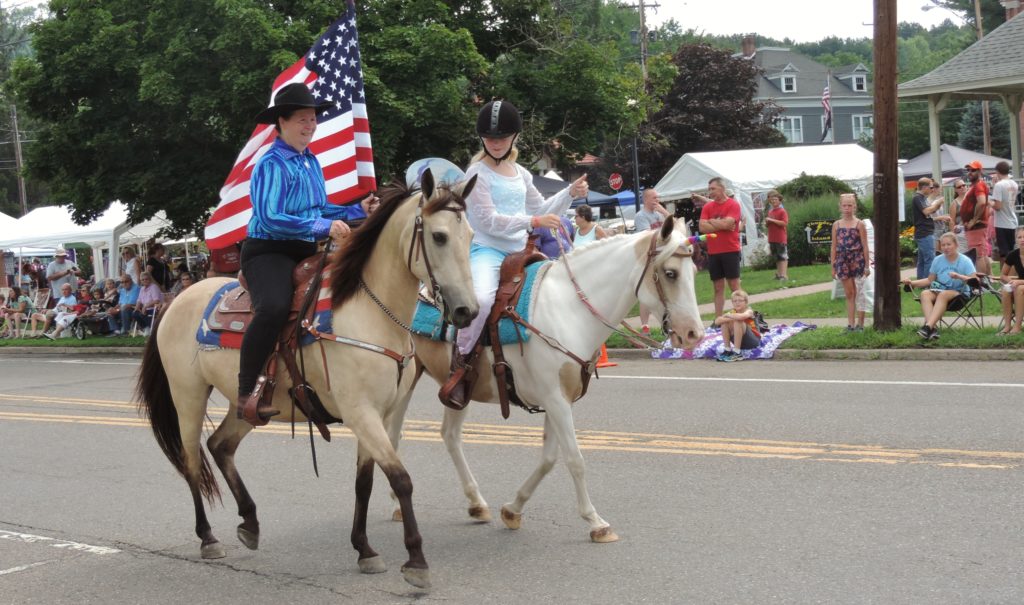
[608,172,623,191]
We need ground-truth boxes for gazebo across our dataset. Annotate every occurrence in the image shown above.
[898,8,1024,183]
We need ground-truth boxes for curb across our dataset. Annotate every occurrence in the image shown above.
[607,347,1024,362]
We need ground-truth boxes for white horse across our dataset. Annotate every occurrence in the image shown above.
[136,172,477,589]
[393,217,704,542]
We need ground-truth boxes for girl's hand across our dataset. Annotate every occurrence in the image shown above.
[532,214,563,230]
[863,267,871,278]
[569,175,589,199]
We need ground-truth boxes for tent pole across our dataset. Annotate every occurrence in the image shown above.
[927,95,943,185]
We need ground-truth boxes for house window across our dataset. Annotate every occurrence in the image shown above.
[852,75,867,92]
[781,75,796,93]
[852,114,873,140]
[820,115,833,143]
[778,116,803,143]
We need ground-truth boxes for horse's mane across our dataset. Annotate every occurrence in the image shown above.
[330,181,466,309]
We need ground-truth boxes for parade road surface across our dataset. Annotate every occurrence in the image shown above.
[1,354,1022,603]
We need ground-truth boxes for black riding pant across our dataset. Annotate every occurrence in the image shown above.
[238,238,317,396]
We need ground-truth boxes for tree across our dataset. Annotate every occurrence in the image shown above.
[957,101,1011,158]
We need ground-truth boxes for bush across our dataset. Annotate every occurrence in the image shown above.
[777,173,854,200]
[783,195,873,267]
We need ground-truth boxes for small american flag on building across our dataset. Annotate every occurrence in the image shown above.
[820,75,832,143]
[205,0,376,250]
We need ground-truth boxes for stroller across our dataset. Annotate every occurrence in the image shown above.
[70,302,116,339]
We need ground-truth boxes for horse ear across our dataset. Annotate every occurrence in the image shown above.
[420,168,436,200]
[659,215,674,242]
[452,174,478,201]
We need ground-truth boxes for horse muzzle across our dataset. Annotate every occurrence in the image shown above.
[447,301,479,329]
[664,315,704,351]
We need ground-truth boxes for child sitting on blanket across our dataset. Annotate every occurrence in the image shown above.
[713,290,761,362]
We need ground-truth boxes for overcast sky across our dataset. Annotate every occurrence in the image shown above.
[648,0,965,42]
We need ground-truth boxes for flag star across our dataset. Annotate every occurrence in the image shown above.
[335,35,344,45]
[347,39,357,49]
[318,58,327,69]
[343,75,355,88]
[312,88,321,98]
[317,76,326,86]
[348,17,356,27]
[339,23,348,32]
[348,57,358,68]
[335,100,343,110]
[326,94,334,102]
[329,81,337,91]
[330,51,336,60]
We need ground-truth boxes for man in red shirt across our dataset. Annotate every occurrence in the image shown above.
[764,190,789,281]
[697,177,743,316]
[960,160,991,275]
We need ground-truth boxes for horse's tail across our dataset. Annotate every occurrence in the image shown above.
[135,310,220,505]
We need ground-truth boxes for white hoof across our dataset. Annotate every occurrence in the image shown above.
[401,565,431,589]
[468,505,492,523]
[500,505,521,530]
[358,555,387,574]
[590,526,619,543]
[201,541,226,559]
[391,508,403,522]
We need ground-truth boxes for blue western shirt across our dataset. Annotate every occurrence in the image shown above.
[247,137,366,241]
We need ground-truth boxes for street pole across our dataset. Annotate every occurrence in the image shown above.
[973,0,992,156]
[10,103,28,217]
[873,0,900,330]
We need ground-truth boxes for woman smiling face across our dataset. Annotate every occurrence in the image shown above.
[278,108,318,152]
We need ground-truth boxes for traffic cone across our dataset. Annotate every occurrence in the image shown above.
[596,343,617,368]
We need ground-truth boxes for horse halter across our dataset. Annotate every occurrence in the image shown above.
[405,189,465,323]
[633,232,694,339]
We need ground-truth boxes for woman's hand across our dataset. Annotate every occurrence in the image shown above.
[329,220,351,240]
[569,174,589,199]
[532,214,563,230]
[360,193,380,215]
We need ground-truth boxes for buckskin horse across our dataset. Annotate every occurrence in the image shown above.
[392,216,704,543]
[136,171,477,589]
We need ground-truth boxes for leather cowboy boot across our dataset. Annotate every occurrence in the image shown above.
[438,351,475,410]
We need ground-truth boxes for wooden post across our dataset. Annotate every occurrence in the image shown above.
[872,0,900,330]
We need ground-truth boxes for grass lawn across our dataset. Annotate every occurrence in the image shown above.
[0,335,146,347]
[784,324,1024,350]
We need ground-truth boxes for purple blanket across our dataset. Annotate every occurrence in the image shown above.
[653,322,816,360]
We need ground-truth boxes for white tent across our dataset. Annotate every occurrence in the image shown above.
[654,144,902,258]
[0,202,172,280]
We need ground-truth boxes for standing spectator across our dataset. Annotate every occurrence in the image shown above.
[535,216,575,259]
[831,193,871,332]
[991,161,1020,263]
[911,178,945,279]
[941,179,970,253]
[132,272,162,336]
[122,247,141,285]
[696,177,743,317]
[45,248,81,296]
[573,203,608,247]
[764,190,789,281]
[997,226,1024,335]
[146,243,173,291]
[107,275,140,335]
[960,160,991,275]
[634,188,671,332]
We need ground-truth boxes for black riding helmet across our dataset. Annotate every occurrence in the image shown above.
[476,100,522,162]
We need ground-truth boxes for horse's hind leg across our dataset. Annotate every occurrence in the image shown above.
[441,406,491,522]
[207,411,258,550]
[178,409,227,559]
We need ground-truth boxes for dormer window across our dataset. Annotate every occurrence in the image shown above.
[782,76,796,93]
[852,75,867,92]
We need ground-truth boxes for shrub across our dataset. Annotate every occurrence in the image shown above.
[777,173,854,200]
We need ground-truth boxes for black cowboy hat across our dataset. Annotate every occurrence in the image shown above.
[254,83,333,124]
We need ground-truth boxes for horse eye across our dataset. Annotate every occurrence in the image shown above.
[664,269,677,280]
[432,232,448,245]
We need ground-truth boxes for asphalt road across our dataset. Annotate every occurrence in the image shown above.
[1,354,1022,604]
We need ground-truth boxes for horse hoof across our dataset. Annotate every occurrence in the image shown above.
[590,526,619,543]
[500,505,521,530]
[469,505,492,522]
[392,508,403,522]
[400,565,431,589]
[201,541,226,559]
[237,526,259,550]
[358,555,386,574]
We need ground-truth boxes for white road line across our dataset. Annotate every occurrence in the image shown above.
[37,360,139,366]
[599,375,1024,389]
[0,561,54,575]
[0,530,120,555]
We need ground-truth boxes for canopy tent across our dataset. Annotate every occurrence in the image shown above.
[654,144,900,258]
[531,174,634,224]
[0,202,172,280]
[902,143,1010,181]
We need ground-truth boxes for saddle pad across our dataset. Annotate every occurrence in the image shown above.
[197,277,335,350]
[411,260,548,344]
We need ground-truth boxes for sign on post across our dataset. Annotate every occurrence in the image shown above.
[804,220,834,245]
[608,173,623,191]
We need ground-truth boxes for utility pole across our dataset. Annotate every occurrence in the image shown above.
[624,0,659,212]
[872,0,900,330]
[973,0,992,156]
[10,103,28,217]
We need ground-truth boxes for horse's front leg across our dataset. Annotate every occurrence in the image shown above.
[348,414,430,589]
[351,447,386,574]
[441,405,492,522]
[499,411,560,531]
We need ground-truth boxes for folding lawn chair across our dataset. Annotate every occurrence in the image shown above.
[938,275,1000,329]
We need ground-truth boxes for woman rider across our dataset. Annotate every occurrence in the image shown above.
[238,83,372,424]
[440,100,588,408]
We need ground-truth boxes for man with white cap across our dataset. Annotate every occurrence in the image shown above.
[45,249,81,297]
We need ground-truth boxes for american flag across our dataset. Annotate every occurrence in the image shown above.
[204,1,376,250]
[820,75,832,143]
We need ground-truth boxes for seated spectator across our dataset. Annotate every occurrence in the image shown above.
[107,276,140,335]
[43,283,79,339]
[101,278,119,306]
[2,289,34,337]
[132,271,163,336]
[713,289,760,362]
[997,226,1024,335]
[901,232,977,340]
[0,292,13,338]
[170,271,194,296]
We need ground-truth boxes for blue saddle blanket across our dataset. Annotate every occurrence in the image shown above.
[411,261,548,344]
